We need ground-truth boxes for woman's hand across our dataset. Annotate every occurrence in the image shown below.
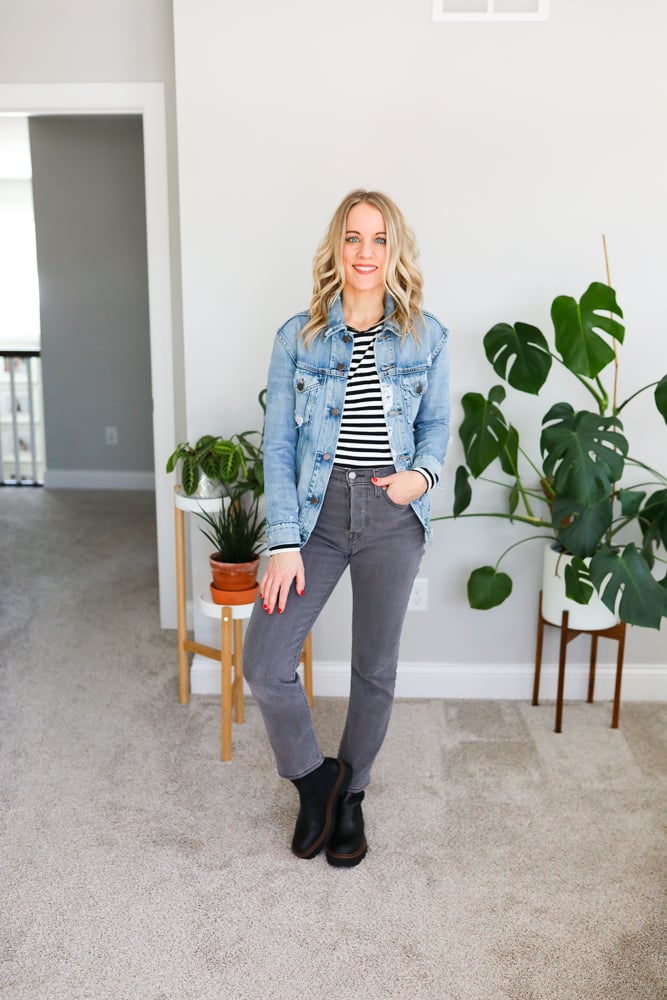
[260,551,305,615]
[372,470,428,506]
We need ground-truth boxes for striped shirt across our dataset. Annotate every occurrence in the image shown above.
[334,322,393,467]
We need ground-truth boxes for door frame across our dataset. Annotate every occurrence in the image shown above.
[0,83,177,627]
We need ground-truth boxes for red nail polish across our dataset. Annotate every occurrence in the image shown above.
[371,477,378,483]
[298,589,305,596]
[278,608,283,614]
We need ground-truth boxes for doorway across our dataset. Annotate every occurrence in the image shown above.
[0,84,177,627]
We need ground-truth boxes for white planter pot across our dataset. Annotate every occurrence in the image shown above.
[542,542,620,630]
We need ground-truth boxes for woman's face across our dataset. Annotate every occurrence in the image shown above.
[341,202,387,297]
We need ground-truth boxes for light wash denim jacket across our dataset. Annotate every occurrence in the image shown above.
[264,294,450,549]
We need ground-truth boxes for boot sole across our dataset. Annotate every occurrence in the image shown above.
[292,759,352,860]
[326,838,368,868]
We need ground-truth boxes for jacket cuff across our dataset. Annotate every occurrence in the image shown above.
[266,521,302,549]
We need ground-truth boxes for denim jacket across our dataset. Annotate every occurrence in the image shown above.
[263,294,450,549]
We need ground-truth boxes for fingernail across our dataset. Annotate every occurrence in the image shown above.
[263,604,269,611]
[371,477,378,483]
[298,589,305,596]
[278,608,283,614]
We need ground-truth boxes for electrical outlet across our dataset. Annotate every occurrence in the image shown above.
[105,426,118,446]
[408,577,428,612]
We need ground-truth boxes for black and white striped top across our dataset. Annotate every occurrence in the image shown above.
[334,322,393,467]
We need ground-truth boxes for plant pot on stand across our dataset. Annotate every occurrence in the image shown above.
[209,553,261,605]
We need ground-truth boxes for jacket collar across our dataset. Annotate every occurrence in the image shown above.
[323,292,401,340]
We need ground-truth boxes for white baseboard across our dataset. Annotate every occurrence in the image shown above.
[44,469,155,490]
[189,655,667,701]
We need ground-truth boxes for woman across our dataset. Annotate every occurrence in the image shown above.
[244,189,450,867]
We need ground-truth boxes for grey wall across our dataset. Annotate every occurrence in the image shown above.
[29,115,153,476]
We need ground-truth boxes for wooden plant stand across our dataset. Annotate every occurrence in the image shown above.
[532,590,627,733]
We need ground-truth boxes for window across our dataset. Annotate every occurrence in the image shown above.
[433,0,549,21]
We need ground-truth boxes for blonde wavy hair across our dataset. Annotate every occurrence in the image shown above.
[300,190,424,347]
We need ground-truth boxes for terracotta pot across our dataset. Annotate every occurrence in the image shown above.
[542,542,620,630]
[209,553,260,592]
[210,582,260,606]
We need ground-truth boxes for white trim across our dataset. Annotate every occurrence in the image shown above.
[0,85,176,627]
[44,469,155,490]
[189,657,667,702]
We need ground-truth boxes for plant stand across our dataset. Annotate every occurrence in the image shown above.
[173,486,314,759]
[532,590,627,733]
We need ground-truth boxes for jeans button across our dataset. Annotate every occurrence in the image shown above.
[348,471,356,481]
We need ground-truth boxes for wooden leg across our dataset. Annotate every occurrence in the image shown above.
[232,617,245,724]
[587,634,598,704]
[555,610,569,734]
[221,607,233,761]
[532,591,545,707]
[303,631,314,709]
[611,622,627,729]
[174,498,189,705]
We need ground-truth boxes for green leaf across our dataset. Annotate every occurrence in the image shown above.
[551,496,613,557]
[655,375,667,425]
[200,454,220,481]
[619,489,645,517]
[589,543,667,629]
[638,488,667,566]
[551,282,624,378]
[459,387,509,477]
[508,484,519,516]
[564,556,594,605]
[467,566,513,610]
[541,404,627,505]
[453,465,472,516]
[499,425,519,477]
[181,455,198,495]
[215,440,242,482]
[483,321,552,395]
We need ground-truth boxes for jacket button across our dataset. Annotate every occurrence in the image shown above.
[310,496,319,505]
[330,407,339,416]
[343,334,351,343]
[336,363,345,371]
[416,382,423,394]
[322,453,331,461]
[297,379,304,391]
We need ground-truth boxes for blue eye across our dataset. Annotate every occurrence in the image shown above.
[345,235,360,243]
[375,237,386,245]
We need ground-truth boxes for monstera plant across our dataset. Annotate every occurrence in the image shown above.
[445,281,667,629]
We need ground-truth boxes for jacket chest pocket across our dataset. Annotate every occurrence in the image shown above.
[293,371,321,427]
[400,372,429,421]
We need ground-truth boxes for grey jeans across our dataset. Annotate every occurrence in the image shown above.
[243,465,425,792]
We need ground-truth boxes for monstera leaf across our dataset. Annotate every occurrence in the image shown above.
[638,489,667,567]
[453,465,473,516]
[656,375,667,424]
[551,496,613,558]
[589,544,667,629]
[467,566,513,610]
[541,404,627,505]
[483,321,552,395]
[459,386,510,477]
[551,281,624,378]
[564,556,595,605]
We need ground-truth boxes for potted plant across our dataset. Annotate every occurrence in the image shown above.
[440,279,667,629]
[166,390,267,599]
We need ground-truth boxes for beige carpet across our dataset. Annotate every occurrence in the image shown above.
[1,489,665,1000]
